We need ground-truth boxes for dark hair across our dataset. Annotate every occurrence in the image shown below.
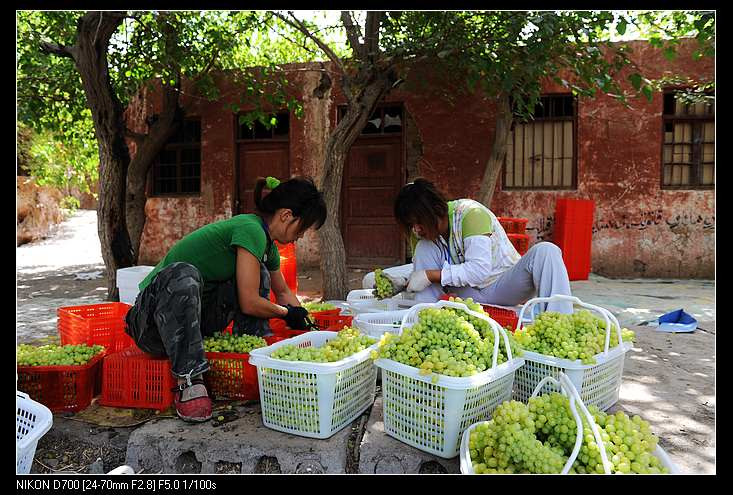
[393,178,448,239]
[254,176,327,232]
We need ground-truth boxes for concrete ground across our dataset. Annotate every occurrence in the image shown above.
[17,210,715,474]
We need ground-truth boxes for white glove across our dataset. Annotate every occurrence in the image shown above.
[406,270,432,293]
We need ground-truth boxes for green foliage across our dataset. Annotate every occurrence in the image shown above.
[380,11,714,120]
[17,10,330,194]
[60,196,81,211]
[26,127,99,194]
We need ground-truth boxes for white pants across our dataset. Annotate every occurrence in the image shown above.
[364,241,573,313]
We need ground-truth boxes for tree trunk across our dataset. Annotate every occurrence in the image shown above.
[126,83,182,263]
[74,12,134,300]
[478,92,513,209]
[318,69,395,300]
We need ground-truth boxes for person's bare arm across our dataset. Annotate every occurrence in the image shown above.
[270,269,300,307]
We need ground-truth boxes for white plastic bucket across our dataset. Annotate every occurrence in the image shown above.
[116,266,154,305]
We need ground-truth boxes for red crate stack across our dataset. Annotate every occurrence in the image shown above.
[100,346,175,411]
[553,199,595,281]
[17,352,105,413]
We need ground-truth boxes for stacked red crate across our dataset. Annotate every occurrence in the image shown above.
[553,199,595,281]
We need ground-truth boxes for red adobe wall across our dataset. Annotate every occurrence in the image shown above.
[490,40,714,278]
[129,39,713,278]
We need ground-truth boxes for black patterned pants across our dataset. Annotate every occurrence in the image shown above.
[124,262,273,378]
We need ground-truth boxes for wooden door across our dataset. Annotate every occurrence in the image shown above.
[236,141,289,214]
[341,136,404,267]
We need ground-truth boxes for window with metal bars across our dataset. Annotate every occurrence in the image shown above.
[662,90,714,189]
[503,94,577,190]
[151,119,201,196]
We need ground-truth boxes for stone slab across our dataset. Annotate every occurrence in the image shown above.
[126,402,352,474]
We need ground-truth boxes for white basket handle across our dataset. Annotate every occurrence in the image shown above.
[401,300,513,369]
[530,373,612,474]
[517,295,622,355]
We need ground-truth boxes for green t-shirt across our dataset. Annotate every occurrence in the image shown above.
[409,199,493,258]
[139,214,280,292]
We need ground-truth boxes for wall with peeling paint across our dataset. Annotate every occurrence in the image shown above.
[130,39,713,279]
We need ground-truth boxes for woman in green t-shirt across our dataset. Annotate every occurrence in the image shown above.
[125,176,326,423]
[376,178,573,314]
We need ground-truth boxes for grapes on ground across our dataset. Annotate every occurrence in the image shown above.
[271,327,376,362]
[203,333,268,354]
[17,344,105,367]
[468,393,668,474]
[513,310,635,364]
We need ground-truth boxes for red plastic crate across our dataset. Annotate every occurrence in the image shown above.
[58,303,135,353]
[204,335,282,400]
[99,346,175,411]
[555,199,595,225]
[311,313,354,331]
[481,304,520,332]
[497,217,528,235]
[439,295,520,331]
[17,351,105,413]
[275,241,298,294]
[507,233,530,256]
[554,225,593,281]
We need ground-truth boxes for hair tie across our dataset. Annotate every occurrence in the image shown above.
[265,176,281,189]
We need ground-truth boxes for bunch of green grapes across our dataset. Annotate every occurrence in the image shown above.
[469,393,667,474]
[371,307,516,383]
[583,406,668,474]
[17,344,105,367]
[374,268,395,299]
[203,333,268,354]
[271,327,376,362]
[445,296,522,356]
[513,310,635,364]
[302,301,337,313]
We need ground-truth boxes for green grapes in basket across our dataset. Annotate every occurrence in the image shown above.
[17,344,105,367]
[302,301,338,313]
[203,333,268,354]
[271,327,376,362]
[513,310,635,364]
[468,394,668,474]
[371,306,520,383]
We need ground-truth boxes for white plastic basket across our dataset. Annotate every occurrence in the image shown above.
[346,289,420,314]
[17,391,53,474]
[460,373,680,474]
[512,295,632,411]
[375,300,525,458]
[249,331,378,439]
[353,310,409,339]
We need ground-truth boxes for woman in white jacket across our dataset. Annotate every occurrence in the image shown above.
[372,179,573,313]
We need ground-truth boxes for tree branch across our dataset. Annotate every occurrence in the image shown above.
[272,11,344,73]
[39,41,76,60]
[364,11,384,57]
[341,11,363,58]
